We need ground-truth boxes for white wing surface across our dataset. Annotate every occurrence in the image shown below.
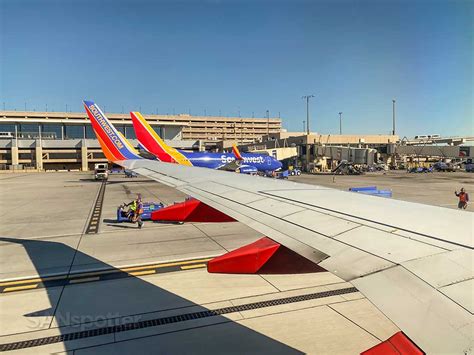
[117,158,473,354]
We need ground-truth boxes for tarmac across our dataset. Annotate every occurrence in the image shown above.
[291,170,473,210]
[0,170,470,354]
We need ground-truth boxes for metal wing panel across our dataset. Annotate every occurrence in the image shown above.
[439,279,473,314]
[334,226,446,264]
[283,209,361,237]
[265,189,473,248]
[246,199,307,218]
[352,266,472,354]
[402,249,473,289]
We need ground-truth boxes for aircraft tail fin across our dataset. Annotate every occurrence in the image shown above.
[130,111,192,166]
[232,145,243,160]
[83,101,140,161]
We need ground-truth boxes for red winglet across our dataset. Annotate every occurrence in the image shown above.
[361,331,424,355]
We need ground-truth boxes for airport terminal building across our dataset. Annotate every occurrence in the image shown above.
[1,110,472,172]
[0,110,282,170]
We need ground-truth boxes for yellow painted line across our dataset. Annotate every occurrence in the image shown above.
[0,276,66,287]
[0,258,213,288]
[3,284,38,292]
[129,270,156,277]
[69,276,100,284]
[120,258,212,273]
[181,264,207,270]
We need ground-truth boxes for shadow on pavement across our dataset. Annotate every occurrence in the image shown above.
[0,237,302,354]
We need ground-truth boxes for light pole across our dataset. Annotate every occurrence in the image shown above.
[302,95,315,134]
[392,99,396,135]
[303,120,305,132]
[338,112,343,134]
[266,110,270,135]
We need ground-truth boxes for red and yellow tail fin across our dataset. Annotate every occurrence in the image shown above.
[83,101,140,161]
[232,145,243,160]
[130,111,192,166]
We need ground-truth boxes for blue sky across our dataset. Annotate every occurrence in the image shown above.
[1,0,472,137]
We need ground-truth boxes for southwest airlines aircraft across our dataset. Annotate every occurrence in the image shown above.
[83,100,472,354]
[130,111,282,174]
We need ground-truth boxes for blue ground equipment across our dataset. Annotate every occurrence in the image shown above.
[117,202,165,222]
[276,170,290,179]
[124,169,138,178]
[349,186,392,198]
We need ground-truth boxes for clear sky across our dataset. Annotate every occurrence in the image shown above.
[1,0,472,137]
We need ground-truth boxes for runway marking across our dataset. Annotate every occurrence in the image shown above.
[181,263,207,270]
[0,276,65,287]
[120,258,212,273]
[69,277,100,284]
[3,284,38,292]
[0,257,213,294]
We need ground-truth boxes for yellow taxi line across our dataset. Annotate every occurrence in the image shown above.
[3,284,38,292]
[180,264,207,270]
[0,258,213,289]
[120,258,212,273]
[69,276,100,284]
[0,276,66,287]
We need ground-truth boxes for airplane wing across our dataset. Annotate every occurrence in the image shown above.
[83,100,472,354]
[119,158,473,354]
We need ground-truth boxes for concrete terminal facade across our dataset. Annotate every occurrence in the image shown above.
[0,110,281,171]
[0,110,282,144]
[0,138,201,171]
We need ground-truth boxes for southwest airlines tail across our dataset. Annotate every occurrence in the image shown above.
[83,100,141,161]
[130,111,192,166]
[232,145,243,160]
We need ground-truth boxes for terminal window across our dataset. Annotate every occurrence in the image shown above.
[64,125,84,139]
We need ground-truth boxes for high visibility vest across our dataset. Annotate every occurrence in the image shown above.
[130,200,137,211]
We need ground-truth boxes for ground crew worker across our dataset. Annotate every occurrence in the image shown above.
[126,199,137,219]
[134,194,144,229]
[125,194,144,228]
[455,188,469,210]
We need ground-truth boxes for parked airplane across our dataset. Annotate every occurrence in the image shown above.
[130,111,282,174]
[83,100,472,354]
